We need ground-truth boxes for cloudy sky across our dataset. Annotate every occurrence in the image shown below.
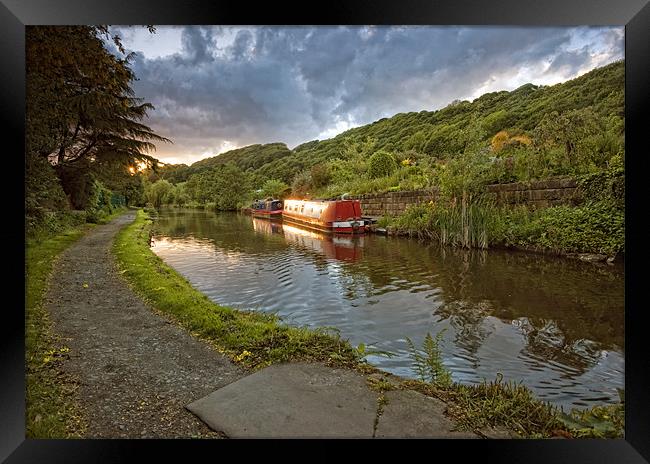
[108,26,624,165]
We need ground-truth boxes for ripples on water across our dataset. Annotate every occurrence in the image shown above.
[151,208,624,409]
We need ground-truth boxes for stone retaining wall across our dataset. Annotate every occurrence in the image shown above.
[348,189,438,217]
[485,178,581,208]
[349,178,580,217]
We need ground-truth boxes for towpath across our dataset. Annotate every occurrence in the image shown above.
[43,211,495,439]
[44,211,246,437]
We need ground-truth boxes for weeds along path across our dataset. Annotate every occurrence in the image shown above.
[43,211,246,438]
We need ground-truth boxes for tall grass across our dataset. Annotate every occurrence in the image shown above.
[394,194,504,249]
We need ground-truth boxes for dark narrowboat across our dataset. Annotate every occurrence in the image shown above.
[251,198,283,221]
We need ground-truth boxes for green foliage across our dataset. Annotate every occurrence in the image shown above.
[442,374,564,437]
[291,170,313,197]
[558,389,624,438]
[376,215,393,228]
[122,174,146,207]
[170,163,252,210]
[406,331,452,387]
[170,182,190,206]
[368,150,398,179]
[85,180,114,223]
[173,143,294,184]
[260,179,290,199]
[26,26,167,233]
[310,164,332,188]
[506,202,624,256]
[145,179,173,208]
[351,342,395,363]
[26,154,72,237]
[394,199,502,250]
[577,156,624,207]
[393,192,624,256]
[482,109,514,135]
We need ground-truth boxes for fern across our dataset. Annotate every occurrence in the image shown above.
[406,330,452,387]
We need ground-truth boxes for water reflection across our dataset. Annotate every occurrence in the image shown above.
[151,208,624,409]
[252,218,364,262]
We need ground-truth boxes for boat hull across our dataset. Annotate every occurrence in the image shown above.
[251,210,283,221]
[282,207,366,234]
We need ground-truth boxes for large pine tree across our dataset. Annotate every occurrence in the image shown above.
[26,26,170,213]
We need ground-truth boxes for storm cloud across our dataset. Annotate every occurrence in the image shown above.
[110,26,624,164]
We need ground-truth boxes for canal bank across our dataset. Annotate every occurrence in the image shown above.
[30,210,505,438]
[27,209,624,439]
[124,209,623,438]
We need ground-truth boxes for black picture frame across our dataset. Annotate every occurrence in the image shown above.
[3,0,648,461]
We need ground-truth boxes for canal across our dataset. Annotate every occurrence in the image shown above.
[151,208,624,410]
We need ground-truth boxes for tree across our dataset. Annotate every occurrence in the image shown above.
[26,26,170,210]
[214,164,252,210]
[171,182,190,206]
[261,179,289,199]
[146,179,174,207]
[310,164,331,188]
[291,170,312,198]
[533,108,601,164]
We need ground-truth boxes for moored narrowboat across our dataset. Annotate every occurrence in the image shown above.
[251,198,283,221]
[282,199,367,234]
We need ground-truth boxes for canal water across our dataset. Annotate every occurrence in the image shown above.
[151,208,624,410]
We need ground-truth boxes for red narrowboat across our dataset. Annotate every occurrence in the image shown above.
[251,198,283,221]
[282,199,367,234]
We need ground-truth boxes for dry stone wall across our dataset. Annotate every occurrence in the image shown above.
[349,178,580,217]
[485,178,581,208]
[348,189,438,217]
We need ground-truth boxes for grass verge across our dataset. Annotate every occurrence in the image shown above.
[25,206,129,438]
[26,228,89,437]
[112,209,361,370]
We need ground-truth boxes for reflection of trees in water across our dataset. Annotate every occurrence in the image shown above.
[358,238,623,351]
[435,302,606,377]
[514,318,604,375]
[332,266,375,301]
[435,300,494,359]
[155,209,290,256]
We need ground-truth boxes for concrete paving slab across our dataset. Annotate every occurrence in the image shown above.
[186,362,378,438]
[477,426,514,439]
[375,390,478,438]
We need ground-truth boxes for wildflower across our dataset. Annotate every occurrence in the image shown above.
[234,350,252,362]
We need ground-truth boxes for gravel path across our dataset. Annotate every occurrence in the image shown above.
[44,211,246,438]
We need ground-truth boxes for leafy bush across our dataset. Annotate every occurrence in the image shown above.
[577,156,624,207]
[291,170,312,197]
[310,164,331,189]
[85,180,114,223]
[393,195,624,256]
[368,150,398,179]
[506,201,624,256]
